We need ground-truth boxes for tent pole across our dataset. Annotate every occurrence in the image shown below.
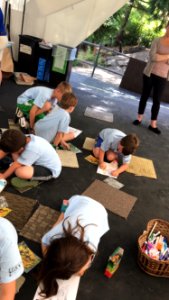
[4,0,9,26]
[21,0,26,35]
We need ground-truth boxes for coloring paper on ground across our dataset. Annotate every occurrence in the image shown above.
[84,107,113,123]
[59,143,82,154]
[56,150,79,168]
[20,205,60,243]
[83,137,95,150]
[18,241,41,273]
[68,126,82,138]
[85,155,99,165]
[126,155,157,179]
[68,143,82,153]
[0,207,12,217]
[97,162,118,178]
[104,177,124,189]
[82,179,137,219]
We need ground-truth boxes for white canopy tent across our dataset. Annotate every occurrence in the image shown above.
[1,0,128,60]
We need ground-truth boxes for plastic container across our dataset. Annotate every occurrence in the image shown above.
[0,179,7,193]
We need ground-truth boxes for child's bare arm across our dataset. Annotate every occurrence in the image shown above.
[0,150,7,160]
[99,148,106,169]
[52,212,65,228]
[35,101,52,116]
[111,163,128,177]
[0,280,16,300]
[0,161,23,179]
[53,132,64,146]
[29,104,39,129]
[41,212,65,257]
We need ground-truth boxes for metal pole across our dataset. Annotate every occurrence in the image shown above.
[91,44,102,78]
[21,0,26,35]
[4,0,9,26]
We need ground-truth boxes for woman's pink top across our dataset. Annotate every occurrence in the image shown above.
[151,43,169,78]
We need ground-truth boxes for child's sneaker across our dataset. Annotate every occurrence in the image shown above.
[18,117,30,131]
[16,107,23,118]
[15,108,24,124]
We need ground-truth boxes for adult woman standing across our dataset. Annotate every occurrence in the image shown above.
[0,7,8,85]
[133,22,169,134]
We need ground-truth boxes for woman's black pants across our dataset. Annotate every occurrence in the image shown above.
[138,73,166,120]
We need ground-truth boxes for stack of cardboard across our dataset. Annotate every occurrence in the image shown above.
[14,72,36,86]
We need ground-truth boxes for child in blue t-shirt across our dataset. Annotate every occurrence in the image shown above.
[93,128,139,177]
[16,81,72,131]
[35,92,78,149]
[0,129,62,181]
[0,218,24,299]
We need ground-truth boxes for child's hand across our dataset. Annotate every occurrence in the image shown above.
[60,141,70,150]
[0,173,5,179]
[111,170,119,177]
[29,127,35,134]
[99,162,106,170]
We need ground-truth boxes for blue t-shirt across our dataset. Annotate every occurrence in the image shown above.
[99,128,131,164]
[17,135,62,178]
[0,9,6,36]
[17,86,57,109]
[0,218,24,283]
[35,106,70,143]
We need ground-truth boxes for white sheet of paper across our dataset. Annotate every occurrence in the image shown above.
[68,126,82,138]
[104,177,124,189]
[97,162,117,178]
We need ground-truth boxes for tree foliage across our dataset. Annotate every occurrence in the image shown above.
[87,0,169,48]
[148,0,169,26]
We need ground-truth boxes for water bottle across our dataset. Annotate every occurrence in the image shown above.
[0,179,7,193]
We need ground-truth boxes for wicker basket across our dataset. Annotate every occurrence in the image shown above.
[138,219,169,277]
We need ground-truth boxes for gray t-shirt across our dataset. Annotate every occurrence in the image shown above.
[17,86,57,109]
[0,218,24,283]
[17,135,62,178]
[35,106,70,143]
[99,128,131,164]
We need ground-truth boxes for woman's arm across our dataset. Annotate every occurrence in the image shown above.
[149,38,169,62]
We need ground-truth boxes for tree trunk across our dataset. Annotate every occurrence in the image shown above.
[115,0,135,52]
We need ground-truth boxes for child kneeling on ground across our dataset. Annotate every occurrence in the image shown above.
[35,92,78,149]
[33,195,109,300]
[0,129,62,181]
[16,81,72,132]
[93,128,140,177]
